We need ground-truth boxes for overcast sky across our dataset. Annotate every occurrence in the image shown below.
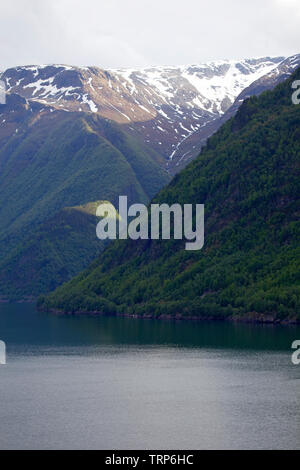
[0,0,299,70]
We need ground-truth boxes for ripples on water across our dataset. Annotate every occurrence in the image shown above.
[0,303,299,450]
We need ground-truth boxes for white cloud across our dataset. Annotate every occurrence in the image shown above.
[0,0,299,69]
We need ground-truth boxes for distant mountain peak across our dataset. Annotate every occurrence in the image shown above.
[1,55,299,173]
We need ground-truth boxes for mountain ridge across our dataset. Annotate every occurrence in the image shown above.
[1,55,300,300]
[0,100,169,299]
[3,55,298,173]
[39,67,300,323]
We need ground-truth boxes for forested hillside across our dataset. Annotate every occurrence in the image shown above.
[39,69,300,322]
[0,101,169,299]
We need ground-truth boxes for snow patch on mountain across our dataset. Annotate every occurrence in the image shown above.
[2,55,299,171]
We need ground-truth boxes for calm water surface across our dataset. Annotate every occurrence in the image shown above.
[0,303,299,450]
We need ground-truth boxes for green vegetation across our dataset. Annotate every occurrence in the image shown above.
[0,202,109,299]
[39,69,300,322]
[0,108,170,299]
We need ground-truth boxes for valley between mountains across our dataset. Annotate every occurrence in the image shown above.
[40,68,300,323]
[0,55,299,303]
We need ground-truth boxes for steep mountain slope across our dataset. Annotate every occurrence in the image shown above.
[1,57,290,171]
[0,202,108,300]
[0,96,168,242]
[168,54,300,171]
[39,69,300,323]
[0,95,169,298]
[1,56,299,300]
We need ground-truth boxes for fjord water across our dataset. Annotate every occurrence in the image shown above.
[0,303,299,450]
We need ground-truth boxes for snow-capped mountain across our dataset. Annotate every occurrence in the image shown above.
[166,54,300,170]
[1,55,299,173]
[114,57,284,114]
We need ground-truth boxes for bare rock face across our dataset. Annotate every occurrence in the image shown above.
[1,55,299,174]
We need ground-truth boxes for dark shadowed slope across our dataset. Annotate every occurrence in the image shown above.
[0,202,110,299]
[0,98,169,299]
[39,68,300,323]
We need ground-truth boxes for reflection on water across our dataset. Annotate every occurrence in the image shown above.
[0,303,299,450]
[0,303,299,351]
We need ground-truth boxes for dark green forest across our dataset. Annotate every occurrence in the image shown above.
[0,105,169,299]
[39,68,300,322]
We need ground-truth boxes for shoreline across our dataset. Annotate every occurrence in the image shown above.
[39,307,300,326]
[0,298,35,304]
[2,299,299,326]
